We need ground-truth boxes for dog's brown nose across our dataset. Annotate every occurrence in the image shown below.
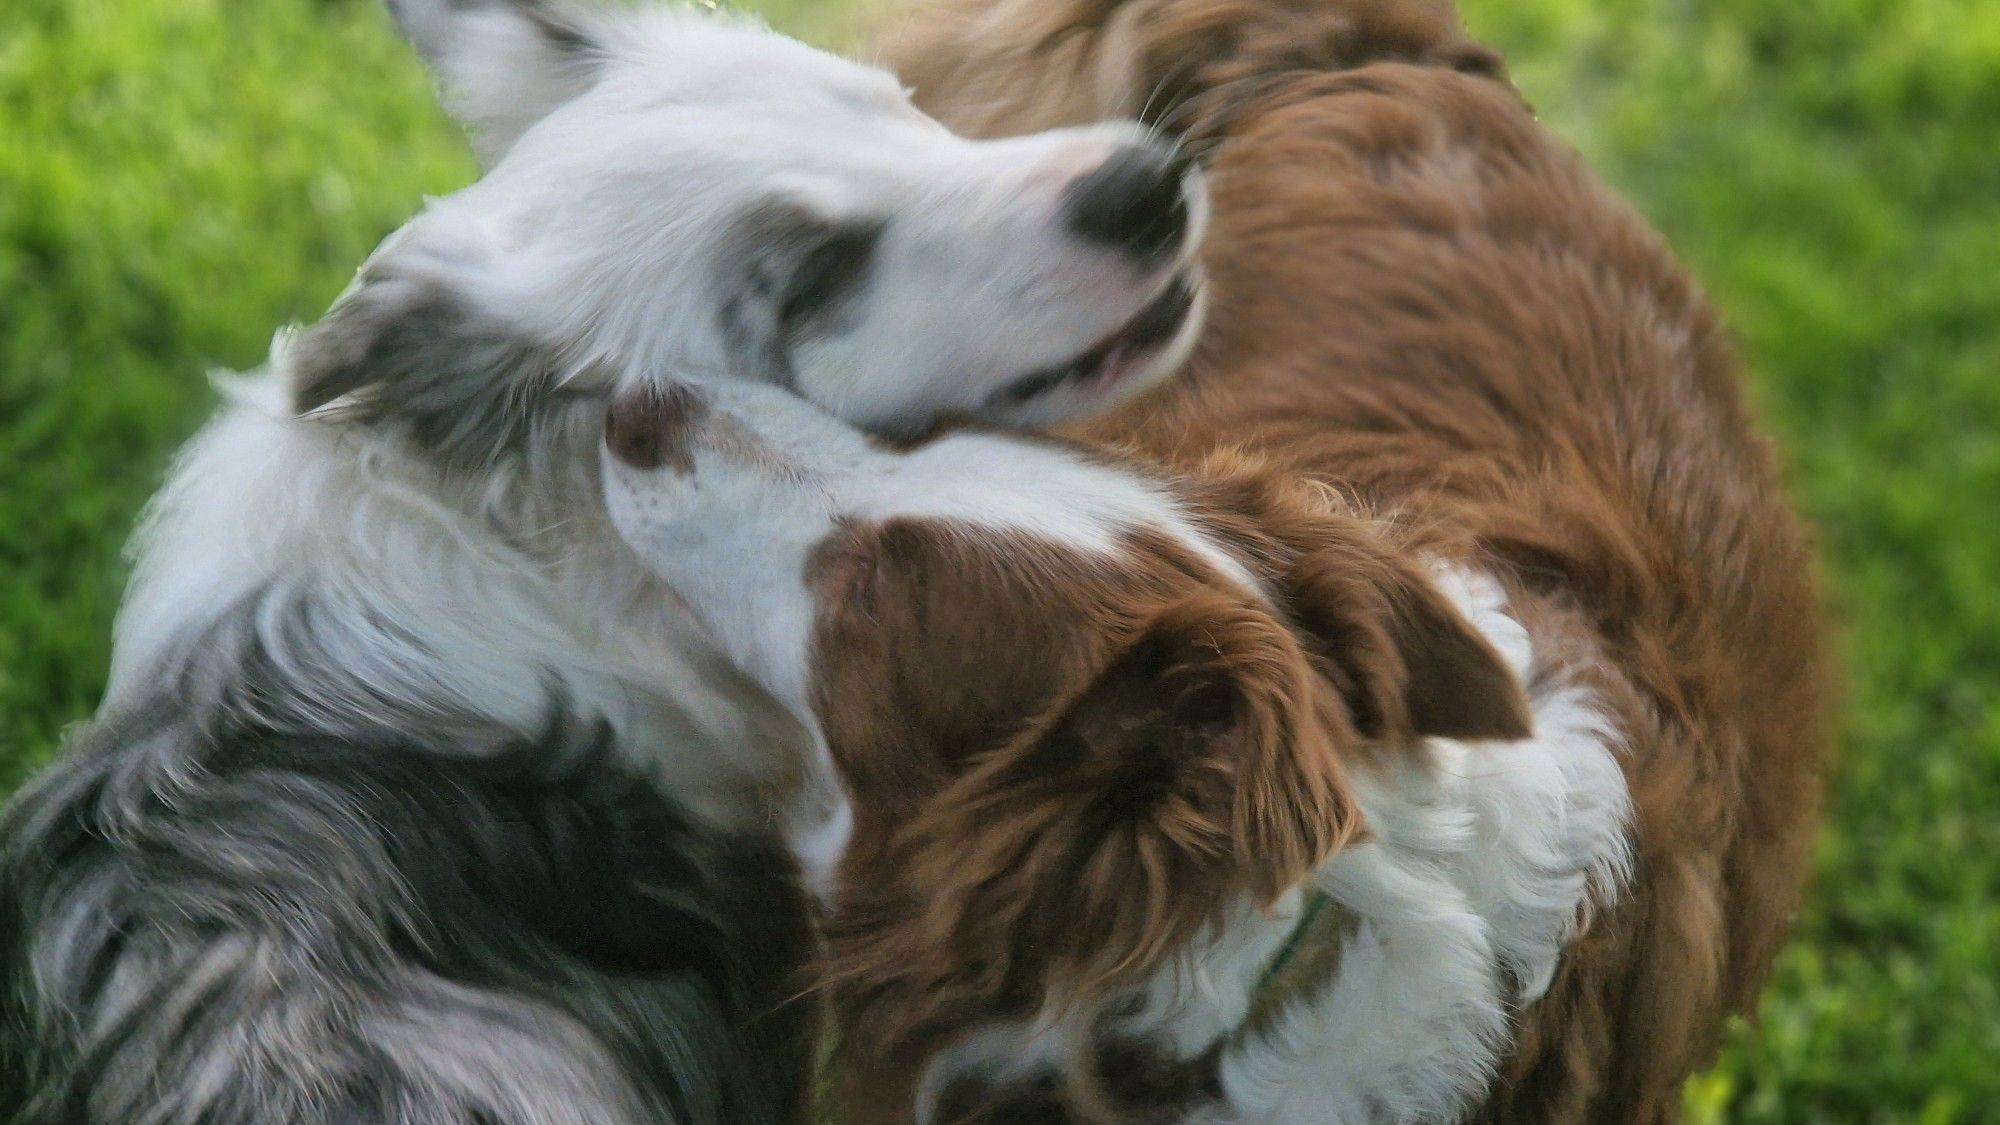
[605,383,705,472]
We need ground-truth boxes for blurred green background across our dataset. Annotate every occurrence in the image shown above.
[2,0,1995,1119]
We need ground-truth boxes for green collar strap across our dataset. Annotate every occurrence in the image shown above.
[1241,889,1353,1041]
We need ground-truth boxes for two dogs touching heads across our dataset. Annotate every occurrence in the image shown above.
[0,0,1829,1123]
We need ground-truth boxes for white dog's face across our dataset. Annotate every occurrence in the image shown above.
[289,0,1207,453]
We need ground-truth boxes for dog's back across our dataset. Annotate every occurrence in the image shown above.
[0,603,814,1124]
[887,1,1830,1118]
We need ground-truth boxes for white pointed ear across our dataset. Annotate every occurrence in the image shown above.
[387,0,607,165]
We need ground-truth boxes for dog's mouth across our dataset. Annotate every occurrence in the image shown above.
[988,275,1200,409]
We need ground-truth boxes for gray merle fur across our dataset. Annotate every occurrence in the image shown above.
[0,594,813,1124]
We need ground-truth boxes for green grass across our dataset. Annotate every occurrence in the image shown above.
[2,0,1994,1119]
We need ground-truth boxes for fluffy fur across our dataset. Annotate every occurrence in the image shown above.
[597,0,1831,1119]
[294,0,1210,439]
[882,0,1832,1117]
[0,0,1216,1120]
[596,384,1564,1122]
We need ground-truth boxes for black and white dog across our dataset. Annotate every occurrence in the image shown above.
[0,0,1207,1120]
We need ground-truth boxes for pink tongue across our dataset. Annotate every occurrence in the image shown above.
[1090,343,1136,393]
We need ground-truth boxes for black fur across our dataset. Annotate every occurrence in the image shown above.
[718,203,883,391]
[290,279,600,474]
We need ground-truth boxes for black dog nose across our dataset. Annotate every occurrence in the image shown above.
[605,383,706,472]
[1064,143,1190,264]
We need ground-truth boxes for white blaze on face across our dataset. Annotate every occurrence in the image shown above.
[597,387,858,720]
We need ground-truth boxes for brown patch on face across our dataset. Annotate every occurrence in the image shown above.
[604,383,706,473]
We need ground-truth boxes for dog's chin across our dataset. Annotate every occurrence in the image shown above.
[977,272,1209,428]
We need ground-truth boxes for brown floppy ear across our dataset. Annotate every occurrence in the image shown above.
[1031,594,1360,905]
[1286,527,1532,744]
[864,593,1359,1033]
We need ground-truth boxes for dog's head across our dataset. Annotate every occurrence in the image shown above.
[597,380,1531,1058]
[286,0,1208,470]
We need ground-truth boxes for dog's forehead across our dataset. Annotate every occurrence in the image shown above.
[841,435,1266,596]
[511,72,935,202]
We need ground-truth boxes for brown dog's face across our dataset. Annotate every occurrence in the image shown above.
[600,379,1528,1058]
[802,512,1358,1035]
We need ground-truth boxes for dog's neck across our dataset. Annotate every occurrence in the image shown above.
[107,372,806,829]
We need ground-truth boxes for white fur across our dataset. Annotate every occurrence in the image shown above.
[911,893,1303,1125]
[600,383,1635,1122]
[111,370,803,828]
[112,0,1213,831]
[599,379,1260,732]
[915,575,1633,1125]
[366,0,1207,434]
[863,427,1250,588]
[1112,890,1308,1059]
[1205,569,1633,1123]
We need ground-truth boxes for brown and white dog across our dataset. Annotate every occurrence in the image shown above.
[603,0,1830,1120]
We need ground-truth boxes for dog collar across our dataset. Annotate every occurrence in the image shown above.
[1253,888,1334,999]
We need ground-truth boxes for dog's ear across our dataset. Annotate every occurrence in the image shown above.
[1284,523,1532,745]
[872,593,1358,1023]
[286,219,562,468]
[387,0,606,164]
[1042,595,1361,905]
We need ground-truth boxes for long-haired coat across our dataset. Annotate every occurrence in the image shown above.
[0,0,1208,1120]
[596,0,1833,1120]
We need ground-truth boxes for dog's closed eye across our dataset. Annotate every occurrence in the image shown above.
[720,202,885,388]
[780,221,882,329]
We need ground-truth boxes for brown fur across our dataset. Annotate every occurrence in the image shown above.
[874,0,1501,140]
[832,0,1831,1120]
[810,477,1532,1118]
